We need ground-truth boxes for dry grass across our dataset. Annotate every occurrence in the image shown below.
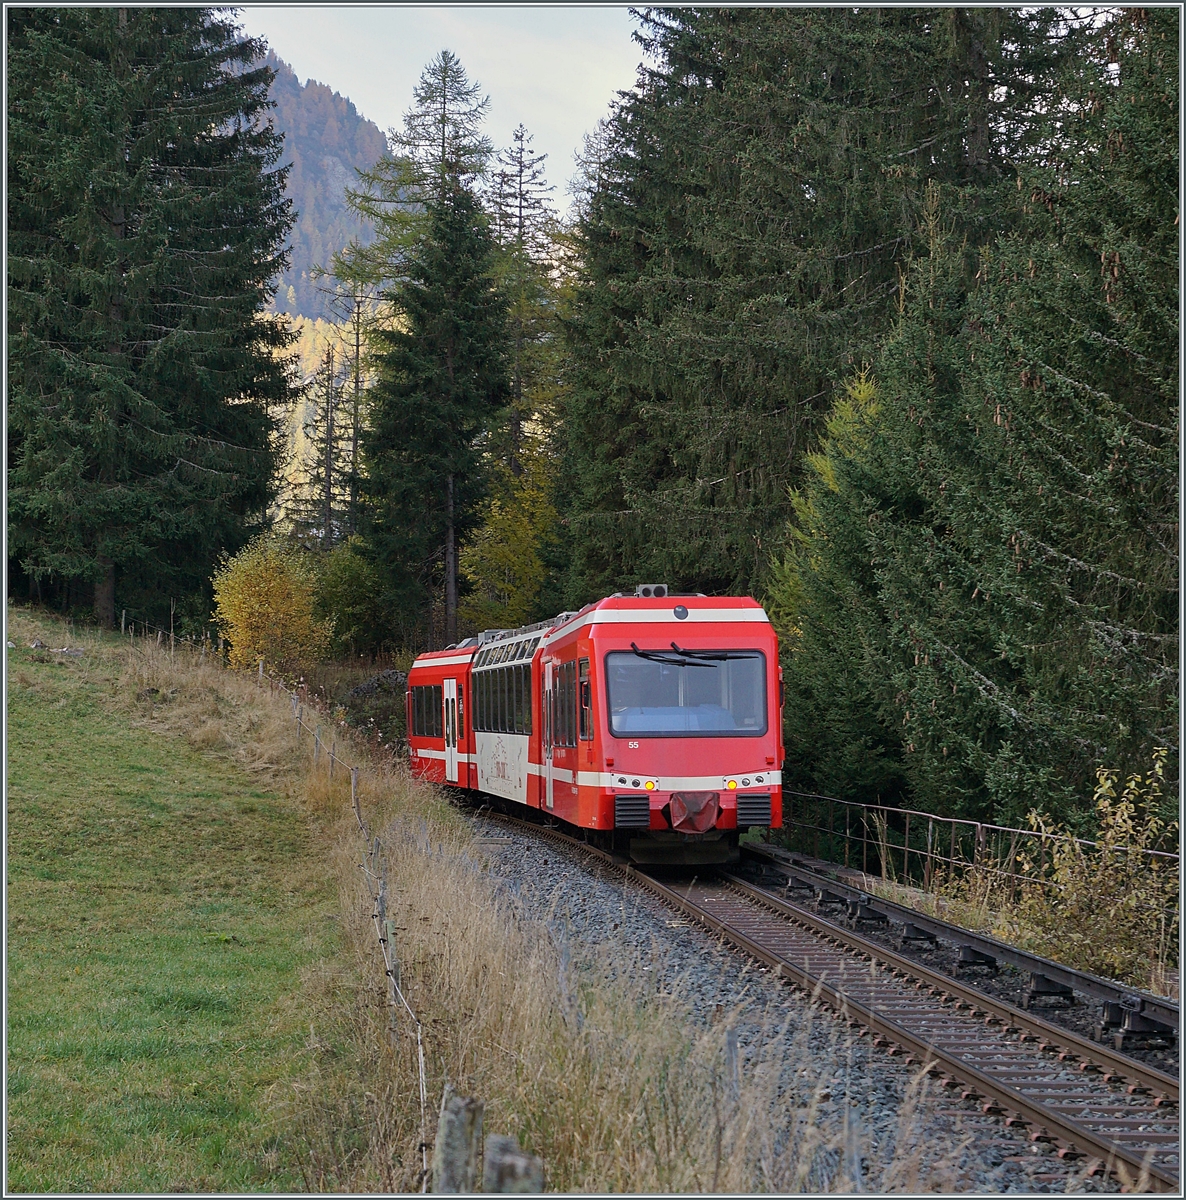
[864,762,1179,999]
[12,611,1060,1192]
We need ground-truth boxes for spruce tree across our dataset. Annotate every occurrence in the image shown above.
[458,126,562,629]
[7,8,295,626]
[773,9,1178,823]
[557,7,1076,604]
[336,50,492,289]
[362,178,508,646]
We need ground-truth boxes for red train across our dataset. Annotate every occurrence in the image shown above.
[407,586,783,864]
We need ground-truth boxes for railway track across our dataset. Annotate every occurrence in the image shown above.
[740,840,1179,1047]
[483,809,1180,1191]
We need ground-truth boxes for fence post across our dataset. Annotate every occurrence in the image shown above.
[330,740,336,779]
[351,767,360,824]
[258,658,264,687]
[483,1135,544,1194]
[431,1084,484,1194]
[314,726,320,766]
[121,609,126,635]
[297,705,303,740]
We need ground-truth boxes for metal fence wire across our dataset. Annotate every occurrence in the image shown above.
[274,660,430,1192]
[780,789,1179,927]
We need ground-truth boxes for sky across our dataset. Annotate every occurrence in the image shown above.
[235,5,647,208]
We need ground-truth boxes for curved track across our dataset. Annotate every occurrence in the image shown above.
[484,810,1179,1191]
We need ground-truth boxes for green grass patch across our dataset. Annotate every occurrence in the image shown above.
[6,614,335,1192]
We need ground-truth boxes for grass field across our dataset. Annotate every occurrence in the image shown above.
[6,610,337,1192]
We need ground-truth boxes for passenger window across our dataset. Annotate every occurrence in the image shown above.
[579,658,591,740]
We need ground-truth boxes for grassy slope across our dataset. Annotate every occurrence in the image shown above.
[6,612,335,1192]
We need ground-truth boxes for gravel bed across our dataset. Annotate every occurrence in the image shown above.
[467,811,1122,1193]
[736,858,1179,1077]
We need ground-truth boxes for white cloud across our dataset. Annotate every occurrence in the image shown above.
[235,5,644,205]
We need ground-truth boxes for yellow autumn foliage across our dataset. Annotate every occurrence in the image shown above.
[212,537,332,672]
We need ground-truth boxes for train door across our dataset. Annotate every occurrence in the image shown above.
[443,677,458,783]
[543,660,555,809]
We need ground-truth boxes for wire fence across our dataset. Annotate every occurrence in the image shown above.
[780,788,1179,924]
[272,664,431,1193]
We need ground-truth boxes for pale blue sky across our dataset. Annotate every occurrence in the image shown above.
[236,5,646,207]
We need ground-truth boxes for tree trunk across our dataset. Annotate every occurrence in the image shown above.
[445,473,457,645]
[93,556,116,628]
[324,346,335,547]
[350,297,361,532]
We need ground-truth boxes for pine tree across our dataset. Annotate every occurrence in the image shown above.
[336,50,492,289]
[772,9,1179,823]
[362,179,508,646]
[457,125,561,630]
[556,7,1076,605]
[291,345,352,548]
[7,8,295,626]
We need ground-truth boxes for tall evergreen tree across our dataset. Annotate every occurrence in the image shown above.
[362,179,508,646]
[290,345,351,548]
[772,9,1179,823]
[459,126,562,630]
[557,7,1076,606]
[7,8,295,626]
[336,50,492,289]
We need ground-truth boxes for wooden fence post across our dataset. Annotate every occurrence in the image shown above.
[431,1084,484,1193]
[330,740,336,779]
[351,767,360,824]
[258,658,264,687]
[121,609,126,635]
[314,726,320,766]
[482,1135,544,1194]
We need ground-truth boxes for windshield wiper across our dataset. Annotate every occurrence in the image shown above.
[630,642,715,668]
[669,642,736,661]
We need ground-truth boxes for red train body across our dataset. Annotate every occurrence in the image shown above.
[407,589,783,864]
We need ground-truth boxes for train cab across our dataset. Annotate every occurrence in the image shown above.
[407,642,477,787]
[539,590,783,863]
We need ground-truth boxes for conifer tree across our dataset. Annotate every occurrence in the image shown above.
[557,7,1076,605]
[290,345,351,548]
[7,8,295,626]
[458,126,561,628]
[362,177,508,646]
[772,9,1178,822]
[336,50,492,289]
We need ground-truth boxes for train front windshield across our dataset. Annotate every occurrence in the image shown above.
[605,650,766,736]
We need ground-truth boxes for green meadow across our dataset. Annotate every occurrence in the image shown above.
[6,613,335,1191]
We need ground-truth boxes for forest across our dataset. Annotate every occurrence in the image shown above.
[7,7,1178,827]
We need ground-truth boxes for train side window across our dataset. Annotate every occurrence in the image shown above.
[578,658,591,740]
[411,684,443,738]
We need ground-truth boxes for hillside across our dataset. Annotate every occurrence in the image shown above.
[266,52,387,322]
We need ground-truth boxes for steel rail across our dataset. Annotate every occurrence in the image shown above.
[717,871,1179,1102]
[743,841,1180,1033]
[479,810,1179,1190]
[643,873,1179,1191]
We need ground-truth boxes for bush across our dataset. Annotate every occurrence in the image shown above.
[212,537,331,672]
[314,539,390,657]
[929,749,1179,993]
[1011,750,1178,989]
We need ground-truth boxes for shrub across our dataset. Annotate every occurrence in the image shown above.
[1010,749,1178,989]
[314,539,390,657]
[926,749,1179,993]
[212,537,331,672]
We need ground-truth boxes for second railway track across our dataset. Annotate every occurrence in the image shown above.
[485,808,1180,1191]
